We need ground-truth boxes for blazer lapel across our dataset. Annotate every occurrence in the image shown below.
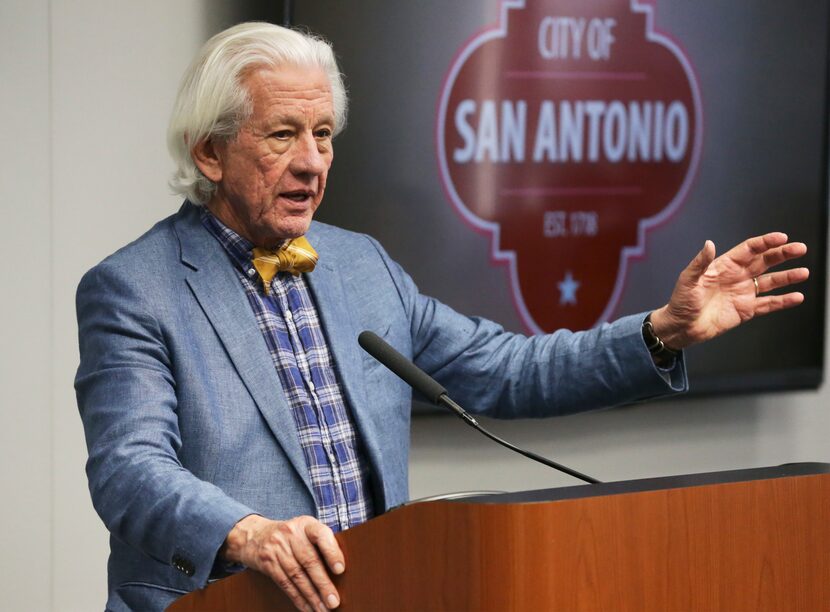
[174,204,313,498]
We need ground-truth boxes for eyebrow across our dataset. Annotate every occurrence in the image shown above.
[262,108,335,128]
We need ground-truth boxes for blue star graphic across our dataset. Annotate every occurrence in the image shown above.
[558,271,580,305]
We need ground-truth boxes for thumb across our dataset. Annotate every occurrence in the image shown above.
[684,240,715,283]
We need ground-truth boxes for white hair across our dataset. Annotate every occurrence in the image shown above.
[167,22,347,204]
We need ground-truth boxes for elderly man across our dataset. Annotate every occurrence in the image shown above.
[75,22,808,612]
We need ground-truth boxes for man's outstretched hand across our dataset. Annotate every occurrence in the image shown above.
[650,232,809,350]
[223,514,344,611]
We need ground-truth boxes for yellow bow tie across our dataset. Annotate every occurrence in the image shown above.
[252,236,318,295]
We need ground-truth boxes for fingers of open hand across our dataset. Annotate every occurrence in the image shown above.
[730,233,806,271]
[760,241,808,272]
[743,232,789,257]
[725,232,787,268]
[681,240,716,285]
[756,267,810,295]
[754,292,805,316]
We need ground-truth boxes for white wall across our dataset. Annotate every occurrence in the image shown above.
[1,2,827,610]
[2,1,240,609]
[1,1,51,609]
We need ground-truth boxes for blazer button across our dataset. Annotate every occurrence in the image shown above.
[172,554,195,577]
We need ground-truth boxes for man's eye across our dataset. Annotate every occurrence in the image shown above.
[315,129,333,139]
[271,130,293,139]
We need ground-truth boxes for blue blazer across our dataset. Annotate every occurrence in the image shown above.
[75,202,686,610]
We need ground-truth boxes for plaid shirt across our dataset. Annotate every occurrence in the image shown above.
[201,209,374,531]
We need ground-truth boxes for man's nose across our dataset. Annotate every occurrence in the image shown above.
[290,133,328,176]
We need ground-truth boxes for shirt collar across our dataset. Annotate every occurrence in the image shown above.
[199,206,256,276]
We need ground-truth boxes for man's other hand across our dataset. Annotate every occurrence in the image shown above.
[222,514,344,611]
[650,232,809,350]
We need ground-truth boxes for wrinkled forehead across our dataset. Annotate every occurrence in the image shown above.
[239,62,333,98]
[241,64,334,121]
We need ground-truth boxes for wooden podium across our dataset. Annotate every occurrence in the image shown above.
[169,463,830,611]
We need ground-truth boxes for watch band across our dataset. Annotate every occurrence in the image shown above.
[642,313,679,366]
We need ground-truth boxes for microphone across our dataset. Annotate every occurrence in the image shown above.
[358,330,601,485]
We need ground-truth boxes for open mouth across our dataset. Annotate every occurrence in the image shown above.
[280,190,315,202]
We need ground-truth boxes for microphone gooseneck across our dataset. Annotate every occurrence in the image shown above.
[357,330,601,485]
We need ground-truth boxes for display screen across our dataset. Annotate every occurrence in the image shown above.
[294,0,828,395]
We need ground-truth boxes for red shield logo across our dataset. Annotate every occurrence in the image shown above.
[437,0,702,332]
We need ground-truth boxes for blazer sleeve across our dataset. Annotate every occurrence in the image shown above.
[364,236,688,418]
[75,262,254,589]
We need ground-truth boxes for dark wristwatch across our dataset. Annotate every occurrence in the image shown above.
[642,313,679,366]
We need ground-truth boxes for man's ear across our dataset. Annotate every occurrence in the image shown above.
[191,138,223,183]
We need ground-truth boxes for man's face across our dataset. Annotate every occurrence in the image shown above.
[203,65,335,247]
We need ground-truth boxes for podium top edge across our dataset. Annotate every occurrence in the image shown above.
[449,462,830,505]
